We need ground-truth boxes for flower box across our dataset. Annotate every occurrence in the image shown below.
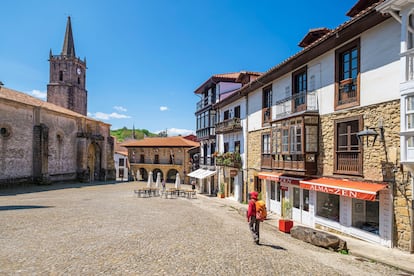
[279,219,293,233]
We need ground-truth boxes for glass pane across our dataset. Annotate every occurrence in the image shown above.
[407,96,414,111]
[351,58,357,70]
[306,125,318,152]
[351,48,358,59]
[408,136,414,147]
[343,52,349,62]
[351,198,379,235]
[293,188,300,208]
[407,114,414,129]
[316,192,339,222]
[351,69,358,80]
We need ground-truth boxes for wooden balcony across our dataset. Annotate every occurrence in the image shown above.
[338,78,357,105]
[335,151,361,175]
[261,154,317,175]
[215,118,242,134]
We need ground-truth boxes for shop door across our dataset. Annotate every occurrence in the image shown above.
[292,187,311,226]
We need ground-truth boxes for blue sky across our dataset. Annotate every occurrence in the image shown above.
[0,0,355,136]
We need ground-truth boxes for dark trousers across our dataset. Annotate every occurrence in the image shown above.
[249,216,260,241]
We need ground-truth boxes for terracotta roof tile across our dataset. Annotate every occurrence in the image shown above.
[0,87,110,126]
[121,136,200,148]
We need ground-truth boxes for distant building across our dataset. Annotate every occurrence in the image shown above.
[121,136,199,184]
[114,138,129,181]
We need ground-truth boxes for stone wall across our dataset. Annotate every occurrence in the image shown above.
[247,128,269,201]
[0,97,115,187]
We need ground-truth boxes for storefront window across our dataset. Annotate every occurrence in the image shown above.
[276,182,281,202]
[351,199,379,235]
[270,181,276,200]
[293,188,300,208]
[316,192,339,222]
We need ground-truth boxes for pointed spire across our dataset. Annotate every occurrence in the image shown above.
[61,16,76,57]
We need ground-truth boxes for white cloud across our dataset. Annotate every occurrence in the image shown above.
[90,112,131,120]
[30,89,46,100]
[113,106,127,112]
[160,106,168,111]
[156,128,194,136]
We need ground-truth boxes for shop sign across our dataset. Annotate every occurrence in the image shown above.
[304,183,374,201]
[279,176,300,185]
[280,186,288,191]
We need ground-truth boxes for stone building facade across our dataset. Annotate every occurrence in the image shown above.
[0,17,115,187]
[122,136,199,184]
[246,129,268,201]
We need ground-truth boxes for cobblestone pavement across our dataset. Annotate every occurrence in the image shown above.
[0,181,410,275]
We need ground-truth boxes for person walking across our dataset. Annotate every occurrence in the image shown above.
[161,179,166,194]
[247,191,260,245]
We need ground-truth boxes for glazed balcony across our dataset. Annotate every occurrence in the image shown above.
[275,91,318,120]
[196,127,216,141]
[199,156,215,166]
[196,95,216,111]
[215,118,242,134]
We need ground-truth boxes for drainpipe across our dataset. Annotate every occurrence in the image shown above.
[244,92,249,202]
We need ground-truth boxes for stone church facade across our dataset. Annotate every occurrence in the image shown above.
[0,17,115,187]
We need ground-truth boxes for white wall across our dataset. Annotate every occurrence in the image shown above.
[247,88,264,132]
[360,19,400,106]
[217,82,242,95]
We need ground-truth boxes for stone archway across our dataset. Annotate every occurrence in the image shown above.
[167,169,179,183]
[153,168,163,182]
[87,143,101,182]
[140,168,148,181]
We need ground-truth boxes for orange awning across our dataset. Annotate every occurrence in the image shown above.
[258,172,282,181]
[300,177,387,201]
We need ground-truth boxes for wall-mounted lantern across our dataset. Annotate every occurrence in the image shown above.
[357,118,385,147]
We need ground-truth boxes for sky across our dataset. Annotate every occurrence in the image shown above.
[0,0,356,136]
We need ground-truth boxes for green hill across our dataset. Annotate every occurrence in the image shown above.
[110,127,157,142]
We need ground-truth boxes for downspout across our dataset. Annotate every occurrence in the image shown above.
[244,92,249,202]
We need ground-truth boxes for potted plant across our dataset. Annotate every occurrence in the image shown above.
[279,198,293,233]
[217,183,225,198]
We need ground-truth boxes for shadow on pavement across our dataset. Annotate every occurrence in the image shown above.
[0,181,121,196]
[259,243,286,250]
[0,205,53,211]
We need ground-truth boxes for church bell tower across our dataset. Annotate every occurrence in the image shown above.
[47,16,87,115]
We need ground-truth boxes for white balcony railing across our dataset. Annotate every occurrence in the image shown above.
[274,91,318,119]
[401,48,414,82]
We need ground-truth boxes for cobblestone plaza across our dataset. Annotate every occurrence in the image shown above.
[0,182,405,275]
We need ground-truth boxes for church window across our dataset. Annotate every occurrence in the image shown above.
[59,71,63,81]
[0,126,11,138]
[57,134,63,159]
[78,77,80,84]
